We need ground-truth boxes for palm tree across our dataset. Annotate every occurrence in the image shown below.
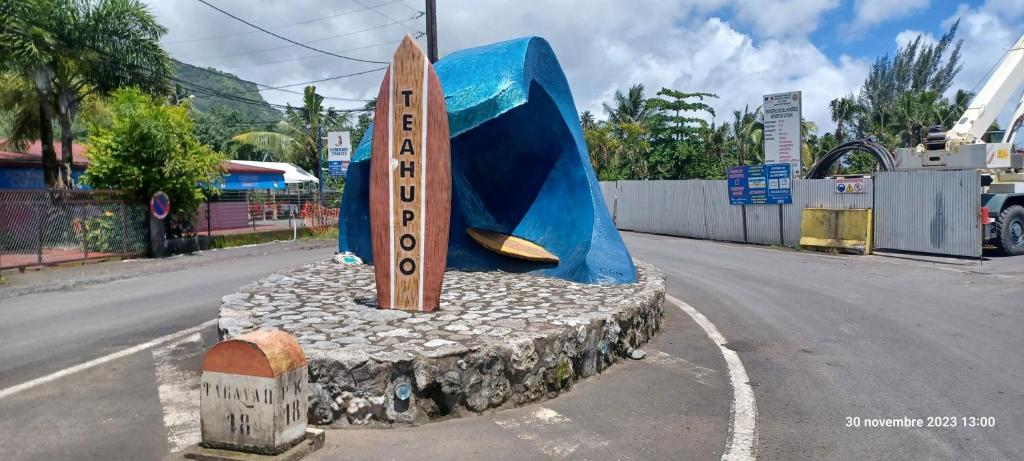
[829,95,863,142]
[889,91,941,147]
[701,120,732,173]
[579,111,596,131]
[0,0,171,188]
[619,122,652,179]
[732,105,763,165]
[583,122,620,179]
[603,84,655,126]
[0,73,42,149]
[233,86,350,174]
[800,119,818,174]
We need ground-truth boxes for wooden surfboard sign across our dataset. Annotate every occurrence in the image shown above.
[369,35,451,312]
[466,228,560,263]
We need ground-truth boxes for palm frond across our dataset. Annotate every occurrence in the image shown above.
[231,131,295,158]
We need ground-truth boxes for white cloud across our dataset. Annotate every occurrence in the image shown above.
[145,0,868,130]
[731,0,840,38]
[895,29,937,48]
[942,0,1024,126]
[848,0,930,34]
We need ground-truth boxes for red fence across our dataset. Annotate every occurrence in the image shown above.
[191,190,342,237]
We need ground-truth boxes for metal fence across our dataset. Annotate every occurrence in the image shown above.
[191,190,343,238]
[602,172,980,257]
[874,170,981,257]
[0,189,148,270]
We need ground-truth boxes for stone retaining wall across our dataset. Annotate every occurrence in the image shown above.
[219,259,665,427]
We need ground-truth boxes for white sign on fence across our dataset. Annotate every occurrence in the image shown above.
[835,177,865,194]
[763,91,802,178]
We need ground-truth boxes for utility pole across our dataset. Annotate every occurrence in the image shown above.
[425,0,438,63]
[316,125,324,203]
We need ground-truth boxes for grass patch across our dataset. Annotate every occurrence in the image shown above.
[208,227,336,250]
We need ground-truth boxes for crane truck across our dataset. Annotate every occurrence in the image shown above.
[894,33,1024,255]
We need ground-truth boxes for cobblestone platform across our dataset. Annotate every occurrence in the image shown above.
[219,259,665,427]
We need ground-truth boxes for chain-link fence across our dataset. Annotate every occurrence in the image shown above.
[0,189,149,270]
[192,190,342,239]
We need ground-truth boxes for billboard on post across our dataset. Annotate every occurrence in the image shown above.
[763,91,801,178]
[327,131,352,177]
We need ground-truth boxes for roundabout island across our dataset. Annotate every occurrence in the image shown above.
[218,258,664,427]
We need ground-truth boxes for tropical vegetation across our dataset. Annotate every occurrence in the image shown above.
[0,0,171,188]
[582,22,972,180]
[81,87,224,223]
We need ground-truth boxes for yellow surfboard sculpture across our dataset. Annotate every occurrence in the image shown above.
[466,228,559,263]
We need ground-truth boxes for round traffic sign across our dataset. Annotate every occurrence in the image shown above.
[150,191,170,219]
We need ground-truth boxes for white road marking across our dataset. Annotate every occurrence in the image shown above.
[494,406,610,459]
[153,332,204,453]
[0,319,218,400]
[668,294,757,461]
[645,349,718,386]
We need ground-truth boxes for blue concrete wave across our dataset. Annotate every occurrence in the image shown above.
[338,36,636,284]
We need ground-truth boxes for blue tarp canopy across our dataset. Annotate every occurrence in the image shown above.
[220,172,286,191]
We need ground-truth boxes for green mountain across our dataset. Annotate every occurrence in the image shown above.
[172,59,283,123]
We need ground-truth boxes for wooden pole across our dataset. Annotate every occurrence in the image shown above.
[426,0,438,63]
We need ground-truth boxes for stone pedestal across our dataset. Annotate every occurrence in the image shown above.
[219,259,665,427]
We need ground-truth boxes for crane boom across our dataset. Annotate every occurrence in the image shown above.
[948,33,1024,146]
[1001,90,1024,144]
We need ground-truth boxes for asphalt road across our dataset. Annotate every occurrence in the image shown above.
[1,233,1022,460]
[0,238,731,461]
[0,240,338,460]
[623,232,1024,460]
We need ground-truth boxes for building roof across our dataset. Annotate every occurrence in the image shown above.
[228,160,319,184]
[223,160,286,175]
[0,140,89,167]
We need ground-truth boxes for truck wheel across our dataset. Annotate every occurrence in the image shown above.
[995,205,1024,256]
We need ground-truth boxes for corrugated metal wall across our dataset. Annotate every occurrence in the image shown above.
[745,205,782,245]
[874,170,981,257]
[701,180,746,242]
[783,179,874,246]
[614,180,709,238]
[601,174,978,258]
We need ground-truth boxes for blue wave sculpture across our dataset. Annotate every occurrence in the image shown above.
[338,36,637,284]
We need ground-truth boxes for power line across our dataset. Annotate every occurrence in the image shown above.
[208,67,386,99]
[79,35,375,112]
[175,60,376,102]
[205,38,413,72]
[350,0,424,35]
[164,0,405,45]
[195,0,389,65]
[179,77,373,113]
[185,19,421,63]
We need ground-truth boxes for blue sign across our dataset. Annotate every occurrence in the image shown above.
[728,163,792,205]
[328,160,349,177]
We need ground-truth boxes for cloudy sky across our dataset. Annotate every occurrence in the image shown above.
[147,0,1024,130]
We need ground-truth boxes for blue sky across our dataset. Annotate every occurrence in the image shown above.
[810,1,963,60]
[150,0,1023,129]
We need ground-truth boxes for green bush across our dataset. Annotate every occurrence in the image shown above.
[82,88,225,229]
